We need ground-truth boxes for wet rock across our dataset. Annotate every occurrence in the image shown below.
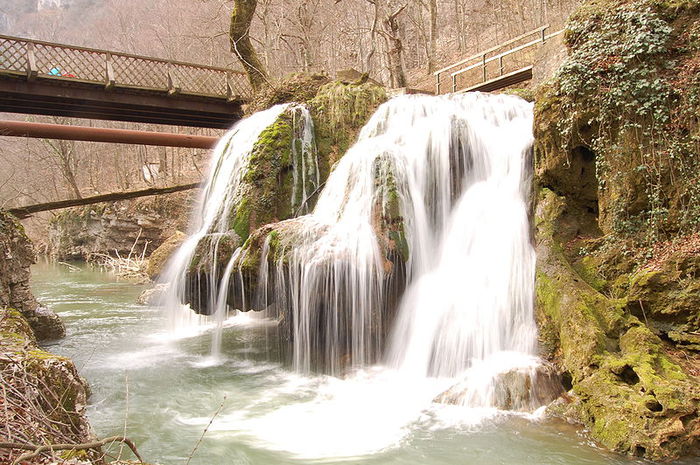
[435,362,564,411]
[24,305,66,340]
[136,283,169,306]
[146,231,186,280]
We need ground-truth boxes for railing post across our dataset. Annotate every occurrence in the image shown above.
[435,72,440,95]
[541,27,546,43]
[499,56,504,76]
[105,52,115,90]
[26,43,38,80]
[482,53,487,82]
[452,73,456,93]
[167,63,180,96]
[226,71,234,102]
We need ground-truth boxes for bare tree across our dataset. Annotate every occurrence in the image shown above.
[230,0,270,91]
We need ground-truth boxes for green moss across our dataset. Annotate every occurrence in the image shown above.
[311,81,387,178]
[535,188,700,460]
[502,87,535,102]
[573,256,609,293]
[232,197,252,240]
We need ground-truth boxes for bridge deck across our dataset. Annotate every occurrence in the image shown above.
[0,35,251,128]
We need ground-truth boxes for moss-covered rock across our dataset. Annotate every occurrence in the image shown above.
[310,81,387,178]
[145,230,186,279]
[0,307,93,463]
[626,254,700,334]
[228,105,319,241]
[535,188,700,460]
[535,0,700,247]
[246,73,331,114]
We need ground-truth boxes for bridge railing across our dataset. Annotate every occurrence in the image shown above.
[0,34,251,100]
[434,26,562,94]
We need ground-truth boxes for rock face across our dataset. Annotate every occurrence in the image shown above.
[532,0,700,459]
[534,189,700,460]
[535,0,700,240]
[47,191,194,261]
[0,307,93,463]
[1,209,64,340]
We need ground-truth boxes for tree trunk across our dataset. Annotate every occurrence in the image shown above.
[383,5,407,88]
[230,0,269,92]
[427,0,438,73]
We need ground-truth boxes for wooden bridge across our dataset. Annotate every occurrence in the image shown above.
[434,25,562,95]
[0,34,251,129]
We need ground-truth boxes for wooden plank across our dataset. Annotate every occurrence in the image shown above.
[458,66,533,93]
[8,183,201,219]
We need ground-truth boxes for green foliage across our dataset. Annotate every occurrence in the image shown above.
[542,0,700,247]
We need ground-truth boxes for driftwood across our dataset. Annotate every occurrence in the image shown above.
[7,182,200,219]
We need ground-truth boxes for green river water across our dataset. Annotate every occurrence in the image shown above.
[32,261,667,465]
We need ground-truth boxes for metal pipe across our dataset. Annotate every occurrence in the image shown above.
[0,120,219,148]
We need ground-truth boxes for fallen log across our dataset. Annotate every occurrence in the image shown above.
[7,182,200,219]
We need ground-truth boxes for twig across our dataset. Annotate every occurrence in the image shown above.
[185,395,227,465]
[4,436,143,464]
[639,299,649,326]
[57,261,82,272]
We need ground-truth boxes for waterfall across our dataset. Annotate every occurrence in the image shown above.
[383,94,537,379]
[164,92,539,410]
[160,103,319,354]
[251,93,537,386]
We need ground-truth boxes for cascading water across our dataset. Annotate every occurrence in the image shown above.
[160,103,319,356]
[250,93,537,388]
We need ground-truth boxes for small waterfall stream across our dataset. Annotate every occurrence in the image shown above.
[160,103,318,355]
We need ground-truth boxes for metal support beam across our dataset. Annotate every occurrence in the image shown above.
[0,120,219,148]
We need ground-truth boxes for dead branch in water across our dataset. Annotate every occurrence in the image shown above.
[90,230,150,281]
[0,435,143,464]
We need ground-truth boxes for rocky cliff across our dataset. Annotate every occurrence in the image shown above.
[1,209,64,340]
[533,0,700,459]
[47,191,194,262]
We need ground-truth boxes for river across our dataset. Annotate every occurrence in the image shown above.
[33,261,652,465]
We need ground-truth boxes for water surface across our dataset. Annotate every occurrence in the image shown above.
[34,262,654,465]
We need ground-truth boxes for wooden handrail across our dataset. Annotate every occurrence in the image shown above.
[435,26,563,94]
[0,34,246,74]
[433,25,549,75]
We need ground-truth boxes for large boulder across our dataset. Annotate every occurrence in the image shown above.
[145,230,186,280]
